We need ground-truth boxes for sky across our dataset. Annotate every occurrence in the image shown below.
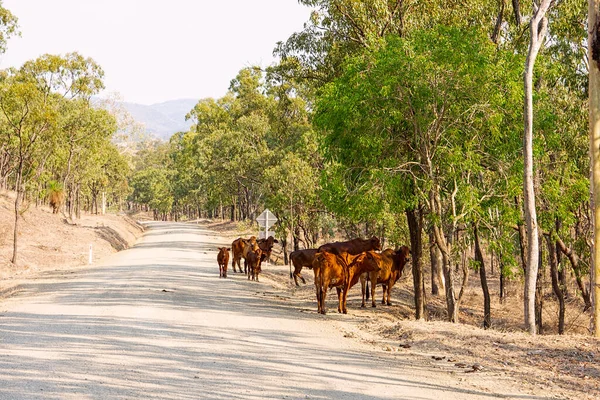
[0,0,310,105]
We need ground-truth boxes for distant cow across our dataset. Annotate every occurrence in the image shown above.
[289,249,318,286]
[257,236,279,264]
[318,236,381,256]
[246,247,263,282]
[312,251,380,314]
[217,247,231,278]
[231,236,257,273]
[360,246,410,307]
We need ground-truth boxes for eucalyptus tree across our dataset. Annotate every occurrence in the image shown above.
[0,53,105,264]
[522,0,553,335]
[315,26,524,322]
[275,0,504,90]
[55,99,118,218]
[590,0,600,338]
[0,2,18,53]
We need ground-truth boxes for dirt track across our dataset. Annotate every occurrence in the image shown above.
[0,222,556,399]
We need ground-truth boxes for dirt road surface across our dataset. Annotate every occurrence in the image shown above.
[0,222,554,399]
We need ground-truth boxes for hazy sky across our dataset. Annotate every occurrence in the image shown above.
[0,0,310,105]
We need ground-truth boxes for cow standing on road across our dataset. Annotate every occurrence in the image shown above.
[289,249,318,286]
[312,251,380,314]
[217,247,231,278]
[360,246,410,307]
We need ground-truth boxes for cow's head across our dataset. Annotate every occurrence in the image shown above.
[370,236,382,251]
[394,245,411,274]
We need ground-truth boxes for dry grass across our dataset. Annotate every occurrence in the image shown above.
[0,189,144,295]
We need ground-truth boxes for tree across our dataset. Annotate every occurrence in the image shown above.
[522,0,552,335]
[0,53,105,264]
[589,0,600,337]
[315,26,524,322]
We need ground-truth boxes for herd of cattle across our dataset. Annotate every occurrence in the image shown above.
[217,236,411,315]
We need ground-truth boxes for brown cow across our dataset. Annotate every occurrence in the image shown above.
[312,251,380,314]
[318,236,381,256]
[257,236,279,264]
[360,246,410,307]
[289,249,318,286]
[231,236,257,273]
[217,247,231,278]
[246,247,263,282]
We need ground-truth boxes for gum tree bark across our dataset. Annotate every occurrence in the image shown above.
[523,0,552,335]
[589,0,600,337]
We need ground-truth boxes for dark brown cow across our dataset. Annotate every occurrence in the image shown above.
[360,246,410,307]
[312,251,380,314]
[257,236,279,264]
[231,236,257,273]
[217,247,231,278]
[289,249,318,286]
[246,247,263,282]
[318,236,381,256]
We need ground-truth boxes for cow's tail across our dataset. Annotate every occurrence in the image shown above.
[366,279,370,301]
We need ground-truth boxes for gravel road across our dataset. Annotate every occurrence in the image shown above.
[0,222,553,399]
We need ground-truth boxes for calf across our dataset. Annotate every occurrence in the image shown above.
[246,248,263,282]
[289,249,318,286]
[312,251,380,315]
[217,247,231,278]
[360,246,410,307]
[318,236,381,256]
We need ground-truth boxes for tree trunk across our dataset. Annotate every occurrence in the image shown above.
[492,0,506,44]
[500,259,506,303]
[588,0,600,337]
[535,245,544,335]
[474,224,491,329]
[546,234,565,334]
[406,207,425,320]
[555,236,592,310]
[11,166,23,265]
[429,229,444,296]
[523,1,551,335]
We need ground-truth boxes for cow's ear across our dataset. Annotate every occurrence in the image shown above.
[227,247,231,251]
[274,239,279,243]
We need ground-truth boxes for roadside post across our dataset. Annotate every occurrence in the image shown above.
[256,209,277,266]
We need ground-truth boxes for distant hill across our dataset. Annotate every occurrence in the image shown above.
[122,99,198,140]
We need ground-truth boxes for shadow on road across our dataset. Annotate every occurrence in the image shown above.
[0,222,554,400]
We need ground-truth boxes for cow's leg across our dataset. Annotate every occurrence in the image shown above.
[223,265,227,279]
[371,276,377,308]
[341,287,348,314]
[244,258,247,274]
[382,284,388,305]
[313,267,322,313]
[336,287,343,313]
[292,264,301,286]
[360,274,367,308]
[386,282,394,305]
[321,283,328,315]
[315,285,322,314]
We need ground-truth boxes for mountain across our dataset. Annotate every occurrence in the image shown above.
[122,99,198,140]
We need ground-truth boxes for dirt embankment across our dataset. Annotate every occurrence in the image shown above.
[0,189,144,296]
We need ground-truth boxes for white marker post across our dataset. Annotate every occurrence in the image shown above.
[89,244,93,265]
